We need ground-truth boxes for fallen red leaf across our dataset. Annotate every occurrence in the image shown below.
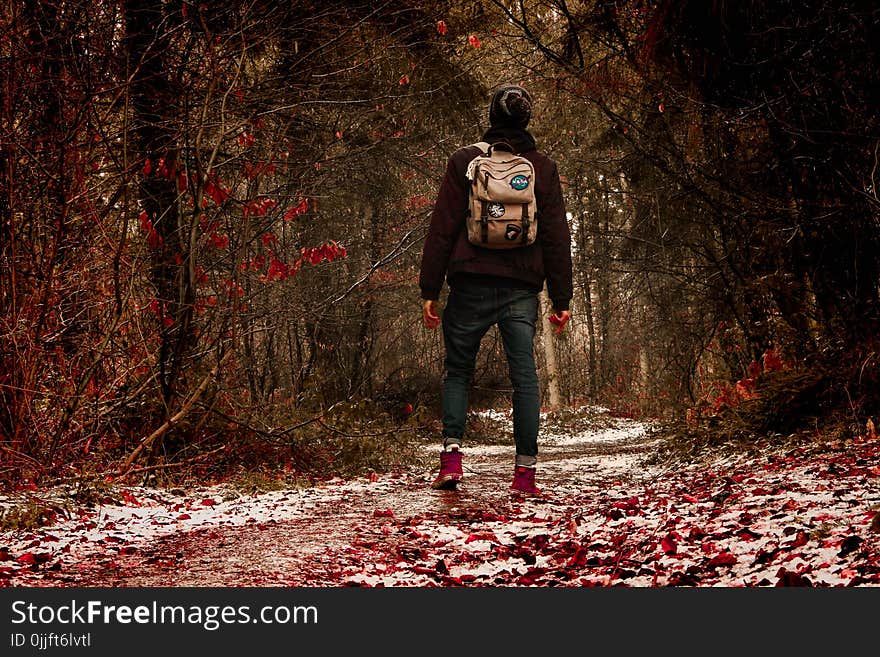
[121,491,140,506]
[568,546,588,568]
[706,551,737,567]
[687,526,706,540]
[789,531,809,548]
[738,528,761,541]
[465,532,498,544]
[661,532,678,555]
[775,567,812,587]
[837,535,863,557]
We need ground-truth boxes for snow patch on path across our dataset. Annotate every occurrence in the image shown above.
[3,406,880,588]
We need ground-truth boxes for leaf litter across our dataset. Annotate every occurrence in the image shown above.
[2,406,879,587]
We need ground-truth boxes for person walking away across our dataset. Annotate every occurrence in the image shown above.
[419,84,573,495]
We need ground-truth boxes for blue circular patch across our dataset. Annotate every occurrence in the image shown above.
[510,175,529,191]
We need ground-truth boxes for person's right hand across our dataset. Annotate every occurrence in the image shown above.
[548,309,571,334]
[423,300,440,329]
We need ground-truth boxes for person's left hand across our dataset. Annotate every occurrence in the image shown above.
[423,300,440,329]
[548,310,571,334]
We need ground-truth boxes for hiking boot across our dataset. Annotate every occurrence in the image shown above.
[510,465,540,496]
[431,448,462,490]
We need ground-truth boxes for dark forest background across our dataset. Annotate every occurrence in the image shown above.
[2,0,878,487]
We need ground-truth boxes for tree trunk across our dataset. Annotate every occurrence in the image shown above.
[539,290,562,410]
[577,217,599,400]
[124,0,194,409]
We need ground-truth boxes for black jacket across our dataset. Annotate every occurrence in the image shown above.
[419,132,573,311]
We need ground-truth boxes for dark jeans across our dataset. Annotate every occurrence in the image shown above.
[441,281,540,465]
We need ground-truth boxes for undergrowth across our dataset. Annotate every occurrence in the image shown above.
[0,499,68,532]
[644,360,878,468]
[0,396,437,494]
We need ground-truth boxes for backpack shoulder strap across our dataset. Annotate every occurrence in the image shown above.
[465,142,491,181]
[487,141,516,156]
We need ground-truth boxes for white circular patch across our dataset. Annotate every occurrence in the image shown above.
[488,203,505,218]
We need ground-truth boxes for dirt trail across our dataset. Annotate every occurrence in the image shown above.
[5,408,880,587]
[79,419,652,586]
[4,412,656,586]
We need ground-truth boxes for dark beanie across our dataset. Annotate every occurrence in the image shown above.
[488,85,532,128]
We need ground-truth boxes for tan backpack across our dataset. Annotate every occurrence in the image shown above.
[465,141,537,249]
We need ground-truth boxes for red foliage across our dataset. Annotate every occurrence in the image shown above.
[207,232,230,249]
[762,347,784,372]
[204,174,231,205]
[243,161,278,179]
[692,345,789,421]
[301,241,347,266]
[284,198,310,220]
[242,197,277,218]
[224,279,245,298]
[404,194,430,211]
[138,211,163,249]
[262,258,288,282]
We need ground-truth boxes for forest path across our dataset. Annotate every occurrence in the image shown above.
[3,407,880,587]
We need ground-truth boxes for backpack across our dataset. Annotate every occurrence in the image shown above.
[464,141,538,249]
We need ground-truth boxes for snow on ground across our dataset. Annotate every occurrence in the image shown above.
[2,406,879,587]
